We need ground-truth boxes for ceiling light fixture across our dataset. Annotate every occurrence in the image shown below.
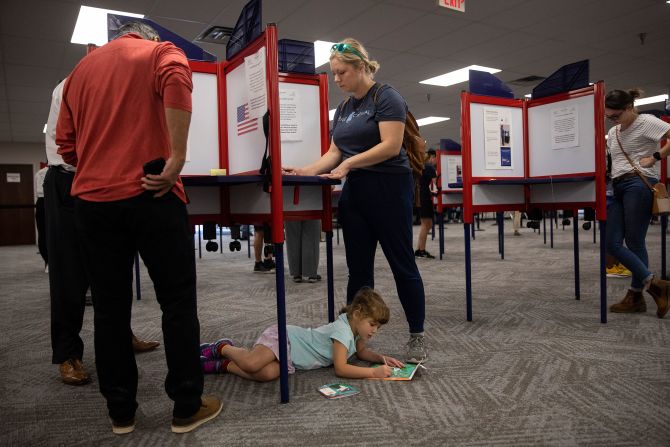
[43,124,47,134]
[416,116,450,126]
[71,6,144,46]
[420,65,501,87]
[634,94,669,106]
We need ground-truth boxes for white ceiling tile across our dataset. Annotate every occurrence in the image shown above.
[6,86,53,103]
[5,65,62,89]
[368,13,472,53]
[1,0,80,41]
[8,101,50,116]
[333,4,426,45]
[2,36,66,69]
[149,0,233,24]
[276,0,377,41]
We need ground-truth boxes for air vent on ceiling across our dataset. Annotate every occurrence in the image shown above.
[507,75,546,86]
[195,26,234,44]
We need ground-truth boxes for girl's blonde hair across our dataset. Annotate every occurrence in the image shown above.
[339,287,389,324]
[329,38,380,77]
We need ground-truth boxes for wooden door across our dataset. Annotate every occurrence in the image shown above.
[0,164,35,245]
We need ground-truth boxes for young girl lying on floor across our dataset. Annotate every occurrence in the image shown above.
[200,288,403,381]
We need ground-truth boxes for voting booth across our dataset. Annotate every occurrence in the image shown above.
[459,65,608,323]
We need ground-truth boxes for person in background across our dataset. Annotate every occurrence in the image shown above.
[415,149,437,259]
[283,38,428,363]
[56,22,220,434]
[253,225,276,273]
[605,88,670,318]
[511,211,521,236]
[45,79,158,390]
[34,165,48,270]
[285,219,321,282]
[199,288,402,380]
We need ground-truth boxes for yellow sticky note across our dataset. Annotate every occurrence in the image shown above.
[209,169,227,176]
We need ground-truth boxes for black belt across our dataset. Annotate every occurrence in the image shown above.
[612,171,638,184]
[49,165,74,175]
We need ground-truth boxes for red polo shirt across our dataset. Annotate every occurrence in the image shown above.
[57,33,192,203]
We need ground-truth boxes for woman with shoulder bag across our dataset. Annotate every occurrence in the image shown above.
[605,88,670,318]
[282,38,427,362]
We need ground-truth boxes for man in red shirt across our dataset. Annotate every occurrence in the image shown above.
[56,22,221,435]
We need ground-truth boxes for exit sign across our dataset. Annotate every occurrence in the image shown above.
[437,0,465,12]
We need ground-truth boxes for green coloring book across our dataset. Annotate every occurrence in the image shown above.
[368,361,423,381]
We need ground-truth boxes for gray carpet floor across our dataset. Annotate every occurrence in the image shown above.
[1,218,669,446]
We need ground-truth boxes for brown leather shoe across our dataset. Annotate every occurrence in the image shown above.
[646,277,670,318]
[171,395,222,433]
[132,334,160,353]
[59,359,91,385]
[610,290,646,313]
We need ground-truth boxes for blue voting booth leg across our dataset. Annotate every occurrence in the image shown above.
[134,252,141,301]
[439,212,445,260]
[498,212,505,260]
[431,213,435,240]
[326,231,335,322]
[197,226,202,259]
[543,214,547,244]
[599,220,607,324]
[219,225,223,254]
[464,223,473,321]
[550,212,554,248]
[593,220,597,244]
[662,216,667,280]
[273,243,289,403]
[573,215,580,300]
[247,225,252,259]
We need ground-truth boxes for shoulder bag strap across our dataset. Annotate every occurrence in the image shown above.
[615,127,655,191]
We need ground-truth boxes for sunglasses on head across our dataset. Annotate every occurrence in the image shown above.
[331,43,365,60]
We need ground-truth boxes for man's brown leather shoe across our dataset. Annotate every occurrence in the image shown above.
[59,359,91,385]
[132,334,160,353]
[610,289,646,313]
[646,277,670,318]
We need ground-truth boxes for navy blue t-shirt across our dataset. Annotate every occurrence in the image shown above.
[332,83,410,173]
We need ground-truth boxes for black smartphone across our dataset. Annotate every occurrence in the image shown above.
[143,158,166,176]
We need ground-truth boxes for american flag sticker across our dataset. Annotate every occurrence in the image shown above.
[236,103,258,136]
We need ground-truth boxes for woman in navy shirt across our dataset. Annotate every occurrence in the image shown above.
[284,38,427,362]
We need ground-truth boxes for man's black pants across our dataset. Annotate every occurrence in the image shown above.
[74,191,203,422]
[44,167,88,364]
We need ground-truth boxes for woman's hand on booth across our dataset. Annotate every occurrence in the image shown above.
[282,166,311,176]
[321,162,351,180]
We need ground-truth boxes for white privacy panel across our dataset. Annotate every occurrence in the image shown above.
[226,54,266,175]
[182,72,219,175]
[529,181,596,203]
[185,186,221,214]
[469,103,525,178]
[472,184,525,206]
[441,154,463,190]
[229,184,323,214]
[528,94,595,177]
[279,81,323,166]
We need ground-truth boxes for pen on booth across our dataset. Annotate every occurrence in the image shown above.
[382,356,388,367]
